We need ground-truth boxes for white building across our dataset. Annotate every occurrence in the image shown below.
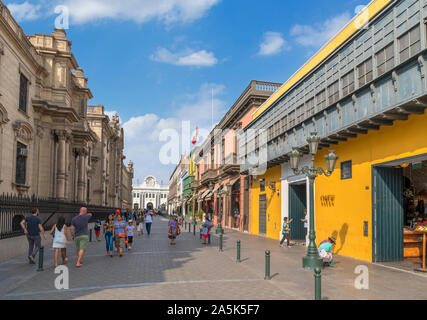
[132,176,169,210]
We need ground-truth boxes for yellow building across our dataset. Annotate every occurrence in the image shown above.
[241,0,427,264]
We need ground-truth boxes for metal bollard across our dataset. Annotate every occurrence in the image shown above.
[237,240,241,263]
[89,229,93,242]
[193,222,196,236]
[264,250,271,280]
[37,247,44,272]
[314,268,322,300]
[208,234,211,245]
[219,234,223,252]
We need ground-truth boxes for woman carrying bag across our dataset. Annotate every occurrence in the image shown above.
[168,214,179,245]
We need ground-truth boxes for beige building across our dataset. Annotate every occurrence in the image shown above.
[87,105,133,208]
[0,2,133,208]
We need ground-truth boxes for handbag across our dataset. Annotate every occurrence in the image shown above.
[119,232,125,238]
[177,227,181,236]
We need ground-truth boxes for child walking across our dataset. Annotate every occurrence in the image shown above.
[280,217,293,248]
[127,220,135,250]
[50,216,69,268]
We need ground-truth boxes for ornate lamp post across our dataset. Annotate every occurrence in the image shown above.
[210,177,226,252]
[288,132,338,271]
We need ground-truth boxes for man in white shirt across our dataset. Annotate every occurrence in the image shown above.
[301,209,308,246]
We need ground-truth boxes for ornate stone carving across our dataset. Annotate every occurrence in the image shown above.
[12,120,33,143]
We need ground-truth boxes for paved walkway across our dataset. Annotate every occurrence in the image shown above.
[0,215,426,300]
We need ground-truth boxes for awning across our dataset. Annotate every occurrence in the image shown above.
[200,190,210,199]
[203,191,213,200]
[229,177,240,186]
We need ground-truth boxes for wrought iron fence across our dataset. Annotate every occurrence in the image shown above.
[0,193,121,240]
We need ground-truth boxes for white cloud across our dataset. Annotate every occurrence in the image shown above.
[258,32,288,56]
[150,48,218,67]
[7,1,41,22]
[290,13,351,48]
[50,0,221,25]
[122,83,227,183]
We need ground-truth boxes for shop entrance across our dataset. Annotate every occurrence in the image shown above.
[288,182,307,240]
[373,154,427,264]
[230,179,241,229]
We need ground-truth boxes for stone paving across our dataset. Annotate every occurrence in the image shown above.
[0,215,426,300]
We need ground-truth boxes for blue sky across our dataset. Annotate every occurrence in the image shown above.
[6,0,369,184]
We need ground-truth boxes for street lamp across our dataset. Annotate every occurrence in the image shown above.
[288,132,338,271]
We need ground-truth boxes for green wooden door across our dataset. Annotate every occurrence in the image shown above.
[373,167,404,262]
[289,184,306,240]
[259,194,267,235]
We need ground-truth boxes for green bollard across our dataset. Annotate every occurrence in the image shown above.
[193,221,196,236]
[237,240,241,263]
[314,268,322,300]
[37,247,44,272]
[219,234,223,252]
[89,229,93,242]
[264,250,271,280]
[208,234,211,245]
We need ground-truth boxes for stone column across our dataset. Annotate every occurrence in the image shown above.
[55,130,67,200]
[77,148,87,203]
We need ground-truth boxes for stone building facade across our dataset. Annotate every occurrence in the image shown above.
[132,176,168,211]
[0,2,133,208]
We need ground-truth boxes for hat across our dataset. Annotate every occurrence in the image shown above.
[328,237,336,244]
[115,209,120,214]
[129,220,133,223]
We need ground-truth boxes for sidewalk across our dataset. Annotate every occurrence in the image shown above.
[0,216,426,300]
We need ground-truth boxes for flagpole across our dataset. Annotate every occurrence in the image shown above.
[211,88,213,129]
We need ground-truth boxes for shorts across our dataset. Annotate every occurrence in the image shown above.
[128,236,133,244]
[75,235,89,251]
[95,230,101,236]
[115,236,124,249]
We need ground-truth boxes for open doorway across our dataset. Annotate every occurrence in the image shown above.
[288,181,307,241]
[373,154,427,268]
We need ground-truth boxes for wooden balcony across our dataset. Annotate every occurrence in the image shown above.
[219,153,240,176]
[191,179,200,190]
[201,168,219,185]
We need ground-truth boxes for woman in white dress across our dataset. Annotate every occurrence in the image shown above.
[49,216,69,268]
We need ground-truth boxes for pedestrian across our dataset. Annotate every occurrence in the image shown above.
[201,215,214,245]
[168,214,179,245]
[301,209,308,246]
[318,237,336,267]
[70,207,92,268]
[94,218,102,242]
[280,217,293,248]
[104,214,115,257]
[20,209,46,264]
[127,220,135,250]
[137,212,144,236]
[20,208,47,264]
[145,211,153,236]
[114,214,127,257]
[49,216,69,268]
